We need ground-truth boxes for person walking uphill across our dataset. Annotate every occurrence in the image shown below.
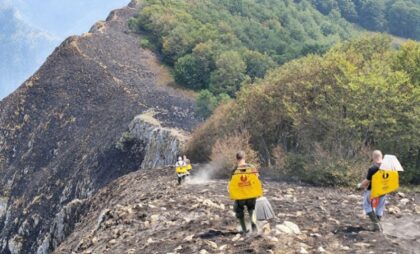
[357,150,386,232]
[175,156,188,185]
[228,151,263,234]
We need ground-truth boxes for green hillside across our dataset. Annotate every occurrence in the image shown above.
[186,36,420,186]
[311,0,420,40]
[130,0,420,119]
[129,0,359,101]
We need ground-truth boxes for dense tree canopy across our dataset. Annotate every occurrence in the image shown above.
[130,0,358,110]
[130,0,420,119]
[311,0,420,40]
[187,36,420,186]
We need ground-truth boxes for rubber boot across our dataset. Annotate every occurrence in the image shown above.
[238,217,247,234]
[376,215,382,221]
[249,209,257,232]
[367,212,382,232]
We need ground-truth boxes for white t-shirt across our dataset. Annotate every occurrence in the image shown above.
[175,161,186,167]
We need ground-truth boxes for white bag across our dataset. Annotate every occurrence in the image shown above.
[255,197,275,220]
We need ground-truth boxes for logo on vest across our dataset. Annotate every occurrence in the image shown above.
[238,175,251,187]
[382,172,389,179]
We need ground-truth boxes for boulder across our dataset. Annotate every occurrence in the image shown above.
[276,221,301,235]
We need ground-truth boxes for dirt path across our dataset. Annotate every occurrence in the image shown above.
[55,168,420,254]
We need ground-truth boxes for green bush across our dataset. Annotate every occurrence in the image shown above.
[115,132,135,152]
[139,38,155,51]
[196,90,231,119]
[283,153,365,187]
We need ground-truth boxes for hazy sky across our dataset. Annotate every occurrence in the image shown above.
[0,0,130,99]
[10,0,130,37]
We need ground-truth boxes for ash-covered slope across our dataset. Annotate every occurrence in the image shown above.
[0,1,197,253]
[55,168,420,254]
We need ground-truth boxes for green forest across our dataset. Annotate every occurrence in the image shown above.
[129,0,360,116]
[311,0,420,40]
[130,0,420,118]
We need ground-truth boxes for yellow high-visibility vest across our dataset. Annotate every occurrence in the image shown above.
[186,164,192,171]
[371,169,399,198]
[229,166,263,200]
[176,165,188,174]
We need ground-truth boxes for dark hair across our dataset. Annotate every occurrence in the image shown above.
[236,151,245,160]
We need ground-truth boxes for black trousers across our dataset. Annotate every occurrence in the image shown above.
[177,175,186,184]
[234,198,256,219]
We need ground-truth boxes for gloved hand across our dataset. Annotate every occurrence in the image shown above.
[356,183,362,190]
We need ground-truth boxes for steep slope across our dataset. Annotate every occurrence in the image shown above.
[55,168,420,254]
[0,1,197,253]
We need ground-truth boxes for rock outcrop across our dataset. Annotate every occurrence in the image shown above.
[126,110,189,170]
[0,1,197,253]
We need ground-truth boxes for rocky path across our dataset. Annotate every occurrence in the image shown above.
[55,168,420,254]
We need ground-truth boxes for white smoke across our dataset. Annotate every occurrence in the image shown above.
[186,160,227,185]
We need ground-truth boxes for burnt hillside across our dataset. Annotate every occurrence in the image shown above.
[54,168,420,254]
[0,1,197,253]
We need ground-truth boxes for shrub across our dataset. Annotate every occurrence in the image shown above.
[282,147,366,186]
[210,131,260,178]
[196,90,231,119]
[196,90,218,119]
[139,38,155,51]
[115,132,135,152]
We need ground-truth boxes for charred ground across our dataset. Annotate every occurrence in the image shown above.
[55,168,420,254]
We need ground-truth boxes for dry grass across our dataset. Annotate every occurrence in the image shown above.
[272,145,287,169]
[210,131,260,178]
[143,47,197,98]
[185,102,233,161]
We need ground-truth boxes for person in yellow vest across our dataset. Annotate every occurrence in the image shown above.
[183,155,192,172]
[175,156,188,185]
[357,150,386,232]
[228,151,263,234]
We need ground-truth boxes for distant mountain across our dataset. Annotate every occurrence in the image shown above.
[0,4,57,99]
[9,0,130,38]
[0,0,130,100]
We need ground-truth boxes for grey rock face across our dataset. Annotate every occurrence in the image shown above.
[8,235,23,254]
[0,196,7,219]
[50,199,87,250]
[128,112,189,170]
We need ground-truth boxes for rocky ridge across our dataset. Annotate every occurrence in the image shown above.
[127,110,189,170]
[55,168,420,254]
[0,1,197,253]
